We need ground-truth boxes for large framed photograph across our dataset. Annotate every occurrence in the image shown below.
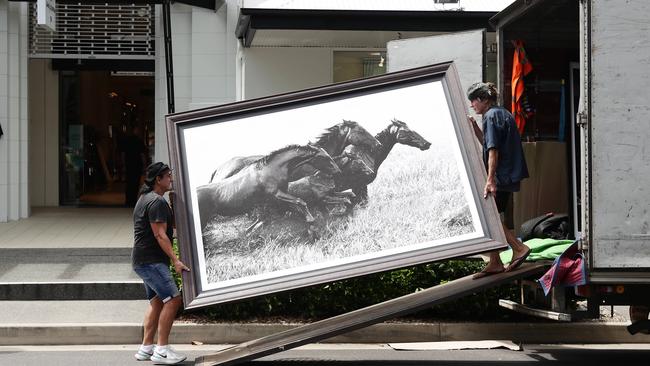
[167,62,507,309]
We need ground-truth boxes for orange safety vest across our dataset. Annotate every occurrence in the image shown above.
[511,40,533,134]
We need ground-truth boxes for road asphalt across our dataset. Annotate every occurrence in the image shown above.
[3,343,650,366]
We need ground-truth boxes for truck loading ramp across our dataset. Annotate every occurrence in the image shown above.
[196,262,549,366]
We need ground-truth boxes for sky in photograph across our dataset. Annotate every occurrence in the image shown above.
[183,80,457,187]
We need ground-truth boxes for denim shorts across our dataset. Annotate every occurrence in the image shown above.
[133,262,180,303]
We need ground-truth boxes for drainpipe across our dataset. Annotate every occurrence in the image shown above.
[162,0,175,114]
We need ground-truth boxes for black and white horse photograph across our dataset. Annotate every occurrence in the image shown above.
[181,80,482,289]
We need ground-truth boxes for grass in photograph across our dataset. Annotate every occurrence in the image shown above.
[202,145,475,284]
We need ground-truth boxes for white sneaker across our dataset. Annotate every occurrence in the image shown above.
[134,347,153,361]
[151,346,187,365]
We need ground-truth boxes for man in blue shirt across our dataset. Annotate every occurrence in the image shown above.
[467,82,531,279]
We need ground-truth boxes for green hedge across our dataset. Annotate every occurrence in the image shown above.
[179,257,521,322]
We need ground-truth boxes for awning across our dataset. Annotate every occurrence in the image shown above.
[236,8,498,47]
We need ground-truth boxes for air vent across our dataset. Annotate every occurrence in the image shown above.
[29,2,155,59]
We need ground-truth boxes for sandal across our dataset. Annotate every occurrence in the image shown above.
[472,267,505,279]
[505,247,532,272]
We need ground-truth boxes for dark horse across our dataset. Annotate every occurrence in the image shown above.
[208,120,381,183]
[313,119,381,159]
[344,119,432,203]
[197,145,341,229]
[288,151,374,206]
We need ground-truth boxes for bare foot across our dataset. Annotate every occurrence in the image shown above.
[482,262,505,273]
[473,262,505,279]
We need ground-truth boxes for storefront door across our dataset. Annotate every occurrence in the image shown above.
[59,70,154,207]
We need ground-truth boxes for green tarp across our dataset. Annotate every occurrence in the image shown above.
[500,238,575,264]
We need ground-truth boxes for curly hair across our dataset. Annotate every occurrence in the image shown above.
[467,82,498,103]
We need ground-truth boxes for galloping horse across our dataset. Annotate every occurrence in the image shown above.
[197,144,340,229]
[332,151,375,193]
[344,119,432,202]
[209,155,261,183]
[313,119,381,158]
[208,120,381,184]
[288,152,374,206]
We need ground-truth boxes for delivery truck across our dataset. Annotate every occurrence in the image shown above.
[388,0,650,315]
[489,0,650,316]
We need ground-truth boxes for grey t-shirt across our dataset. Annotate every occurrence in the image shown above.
[131,190,173,266]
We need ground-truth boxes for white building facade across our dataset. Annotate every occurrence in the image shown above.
[0,0,512,222]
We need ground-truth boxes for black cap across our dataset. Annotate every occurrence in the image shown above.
[145,162,171,187]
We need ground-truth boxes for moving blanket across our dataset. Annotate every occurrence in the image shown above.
[499,238,575,264]
[536,240,586,296]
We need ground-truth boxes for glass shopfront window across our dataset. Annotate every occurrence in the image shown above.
[333,51,387,83]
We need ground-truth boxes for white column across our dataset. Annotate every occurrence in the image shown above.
[0,0,9,222]
[18,2,28,217]
[154,2,238,164]
[189,5,231,109]
[154,3,193,165]
[154,4,168,164]
[0,1,30,222]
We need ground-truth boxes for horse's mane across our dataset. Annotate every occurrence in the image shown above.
[391,118,407,127]
[313,120,358,147]
[376,119,407,144]
[258,144,315,166]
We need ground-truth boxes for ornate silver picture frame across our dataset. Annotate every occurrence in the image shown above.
[166,62,506,309]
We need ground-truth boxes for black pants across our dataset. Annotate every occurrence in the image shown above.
[495,191,512,214]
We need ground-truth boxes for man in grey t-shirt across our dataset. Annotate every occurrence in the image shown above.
[132,162,190,365]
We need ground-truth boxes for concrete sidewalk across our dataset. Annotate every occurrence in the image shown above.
[0,207,133,249]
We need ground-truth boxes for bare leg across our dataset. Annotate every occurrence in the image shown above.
[156,296,182,346]
[503,222,529,259]
[481,223,529,273]
[142,297,163,345]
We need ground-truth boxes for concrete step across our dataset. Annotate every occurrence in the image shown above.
[0,300,148,324]
[0,301,641,346]
[0,248,145,300]
[0,300,148,345]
